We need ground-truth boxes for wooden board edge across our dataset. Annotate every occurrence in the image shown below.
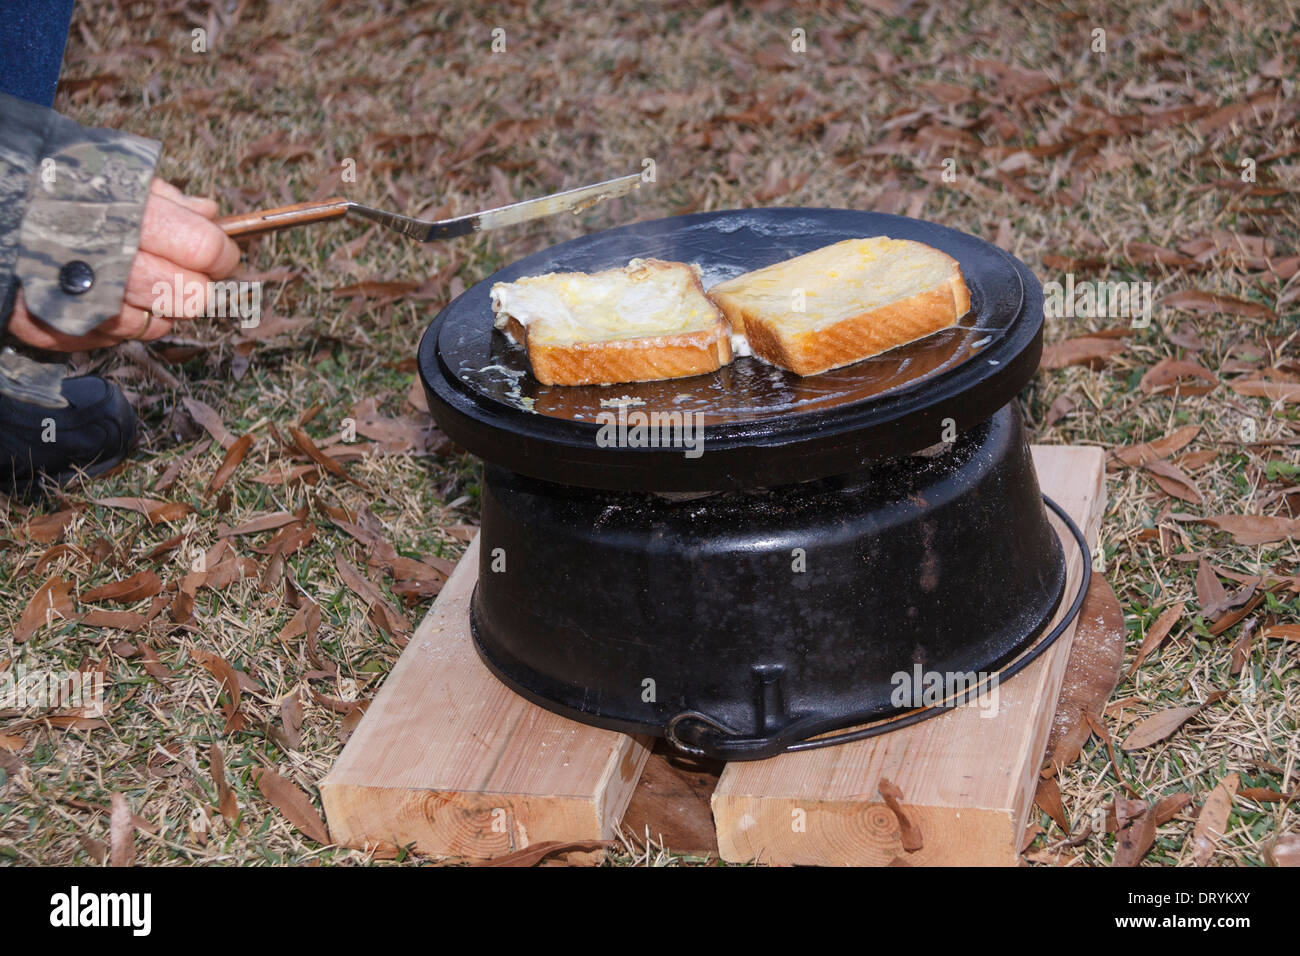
[320,782,612,859]
[712,793,1020,866]
[595,734,655,839]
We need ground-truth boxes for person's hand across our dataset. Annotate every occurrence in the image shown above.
[7,179,241,351]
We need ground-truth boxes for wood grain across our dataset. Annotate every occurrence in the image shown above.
[711,445,1107,866]
[319,537,651,860]
[218,198,349,238]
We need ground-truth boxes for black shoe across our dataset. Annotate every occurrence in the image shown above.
[0,375,136,499]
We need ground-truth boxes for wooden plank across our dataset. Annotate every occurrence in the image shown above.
[711,445,1106,866]
[320,537,652,860]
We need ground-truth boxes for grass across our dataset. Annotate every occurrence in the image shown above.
[1,0,1297,866]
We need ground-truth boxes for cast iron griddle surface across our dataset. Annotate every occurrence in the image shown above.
[418,208,1044,490]
[436,209,1018,424]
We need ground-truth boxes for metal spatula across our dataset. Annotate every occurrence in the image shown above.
[217,172,643,240]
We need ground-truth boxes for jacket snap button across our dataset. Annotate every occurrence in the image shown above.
[58,260,95,295]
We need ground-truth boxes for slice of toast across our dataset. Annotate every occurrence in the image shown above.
[490,258,732,386]
[707,237,970,376]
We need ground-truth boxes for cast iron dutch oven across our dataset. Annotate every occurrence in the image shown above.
[418,208,1088,760]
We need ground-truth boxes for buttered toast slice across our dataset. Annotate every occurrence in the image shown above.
[707,237,970,376]
[490,258,732,386]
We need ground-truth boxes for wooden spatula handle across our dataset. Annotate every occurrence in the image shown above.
[218,197,350,237]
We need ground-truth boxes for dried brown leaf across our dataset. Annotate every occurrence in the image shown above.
[1127,602,1184,678]
[878,777,924,852]
[1239,787,1293,803]
[210,743,239,824]
[1139,358,1217,395]
[336,555,410,636]
[33,543,88,575]
[1267,834,1300,866]
[252,767,329,845]
[474,839,611,867]
[1192,773,1239,865]
[79,613,148,634]
[1121,703,1204,750]
[1161,290,1277,320]
[77,834,107,863]
[81,570,163,604]
[109,793,135,867]
[193,650,247,733]
[1200,514,1300,545]
[287,425,356,484]
[92,497,194,524]
[1034,776,1069,832]
[135,640,173,681]
[339,700,369,744]
[1084,712,1130,792]
[1045,577,1126,770]
[1230,379,1300,403]
[1143,459,1202,504]
[18,509,79,544]
[155,438,212,493]
[1040,336,1126,370]
[1153,792,1194,824]
[1196,559,1230,618]
[180,397,234,448]
[250,522,315,557]
[143,534,185,561]
[280,690,303,751]
[1111,426,1201,467]
[221,511,298,537]
[1112,804,1157,867]
[205,433,253,498]
[15,575,74,643]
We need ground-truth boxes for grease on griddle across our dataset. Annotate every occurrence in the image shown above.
[447,214,1014,427]
[465,308,989,426]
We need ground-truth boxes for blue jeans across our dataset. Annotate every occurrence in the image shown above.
[0,0,75,107]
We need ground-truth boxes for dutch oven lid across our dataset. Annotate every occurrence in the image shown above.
[418,207,1044,491]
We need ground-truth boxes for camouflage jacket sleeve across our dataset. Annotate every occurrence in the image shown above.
[0,90,160,407]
